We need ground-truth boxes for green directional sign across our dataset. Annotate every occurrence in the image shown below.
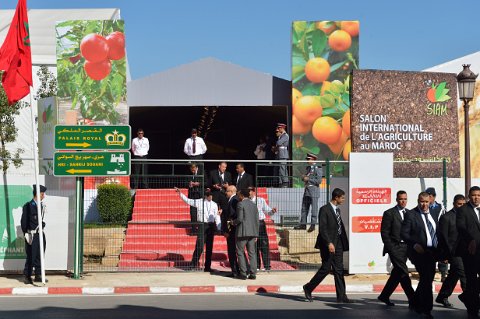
[54,151,131,176]
[55,125,131,150]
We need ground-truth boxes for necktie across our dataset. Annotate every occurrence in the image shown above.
[334,208,342,235]
[424,213,438,247]
[192,138,196,154]
[238,174,242,184]
[399,209,405,220]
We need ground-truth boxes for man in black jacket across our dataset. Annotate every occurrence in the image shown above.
[456,186,480,318]
[187,163,202,233]
[207,162,232,207]
[21,185,47,285]
[234,163,254,191]
[401,192,440,319]
[302,188,352,303]
[223,185,239,277]
[378,190,414,307]
[436,194,467,308]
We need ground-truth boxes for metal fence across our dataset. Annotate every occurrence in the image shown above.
[1,158,449,274]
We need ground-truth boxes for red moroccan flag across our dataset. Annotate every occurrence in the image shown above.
[0,0,32,105]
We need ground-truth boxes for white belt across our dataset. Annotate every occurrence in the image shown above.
[278,146,287,149]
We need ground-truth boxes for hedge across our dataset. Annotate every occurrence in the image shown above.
[97,184,132,224]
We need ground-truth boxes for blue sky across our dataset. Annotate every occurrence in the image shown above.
[5,0,480,80]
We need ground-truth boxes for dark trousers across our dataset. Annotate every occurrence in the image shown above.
[438,256,466,298]
[305,240,346,300]
[461,253,480,313]
[133,155,148,189]
[189,207,198,233]
[300,195,319,225]
[438,261,448,275]
[191,223,215,270]
[278,160,288,185]
[24,233,46,277]
[412,251,436,314]
[256,220,271,269]
[380,245,414,300]
[188,154,203,160]
[226,228,238,274]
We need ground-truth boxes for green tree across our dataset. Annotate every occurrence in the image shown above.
[35,65,57,99]
[0,85,28,174]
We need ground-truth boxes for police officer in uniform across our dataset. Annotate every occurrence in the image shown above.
[295,153,323,232]
[21,185,47,284]
[275,123,289,188]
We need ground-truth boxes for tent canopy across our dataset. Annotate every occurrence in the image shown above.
[127,57,290,107]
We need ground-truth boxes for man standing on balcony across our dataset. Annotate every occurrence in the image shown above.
[295,153,322,232]
[235,163,254,191]
[184,128,207,160]
[275,123,289,188]
[175,188,221,272]
[131,128,149,189]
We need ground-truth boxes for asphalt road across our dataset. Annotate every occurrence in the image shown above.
[0,293,468,319]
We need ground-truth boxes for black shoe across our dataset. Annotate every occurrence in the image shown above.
[204,268,212,272]
[294,225,306,230]
[435,296,452,308]
[307,225,315,233]
[303,285,313,302]
[225,273,237,278]
[248,274,256,280]
[378,295,395,306]
[421,312,434,319]
[337,297,354,304]
[24,276,33,285]
[237,274,247,280]
[33,277,48,283]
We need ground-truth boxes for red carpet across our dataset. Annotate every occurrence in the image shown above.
[118,188,295,271]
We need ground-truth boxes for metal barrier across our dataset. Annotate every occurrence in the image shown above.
[1,158,449,273]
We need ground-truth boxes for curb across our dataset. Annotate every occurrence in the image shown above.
[3,283,460,296]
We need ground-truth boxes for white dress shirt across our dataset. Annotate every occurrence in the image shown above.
[184,136,207,156]
[254,143,266,160]
[132,137,149,156]
[251,196,274,220]
[420,211,436,247]
[179,193,221,230]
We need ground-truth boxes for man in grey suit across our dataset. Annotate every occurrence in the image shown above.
[275,123,289,188]
[231,189,259,280]
[295,153,323,232]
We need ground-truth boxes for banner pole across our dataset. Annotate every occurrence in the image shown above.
[28,91,46,284]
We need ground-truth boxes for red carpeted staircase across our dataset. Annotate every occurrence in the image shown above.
[118,188,293,271]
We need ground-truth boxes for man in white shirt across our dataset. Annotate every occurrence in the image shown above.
[131,128,150,189]
[249,187,276,271]
[176,188,220,272]
[184,128,207,159]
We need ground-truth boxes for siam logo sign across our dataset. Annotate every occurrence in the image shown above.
[350,70,460,178]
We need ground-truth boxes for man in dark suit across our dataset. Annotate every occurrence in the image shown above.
[456,186,480,318]
[294,153,323,232]
[232,189,259,280]
[223,185,239,277]
[234,163,254,191]
[187,163,202,233]
[302,188,353,303]
[436,194,467,308]
[378,190,414,307]
[207,161,232,211]
[401,192,440,319]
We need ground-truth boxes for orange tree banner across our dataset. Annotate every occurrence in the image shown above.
[291,21,359,185]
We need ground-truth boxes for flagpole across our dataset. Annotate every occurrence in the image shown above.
[29,89,46,285]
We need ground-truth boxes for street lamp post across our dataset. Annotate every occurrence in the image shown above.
[457,64,478,195]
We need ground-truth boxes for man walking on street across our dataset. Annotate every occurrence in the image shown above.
[378,190,414,307]
[436,194,467,308]
[456,186,480,318]
[231,189,259,280]
[303,188,353,303]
